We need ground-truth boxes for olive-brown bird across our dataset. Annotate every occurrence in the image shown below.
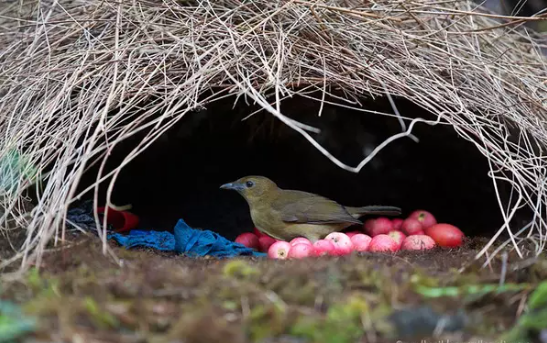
[220,176,401,242]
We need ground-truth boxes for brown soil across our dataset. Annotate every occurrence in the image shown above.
[1,234,545,343]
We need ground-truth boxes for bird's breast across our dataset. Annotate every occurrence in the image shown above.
[250,206,278,229]
[249,205,284,238]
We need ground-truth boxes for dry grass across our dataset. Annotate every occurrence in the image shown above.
[1,0,547,274]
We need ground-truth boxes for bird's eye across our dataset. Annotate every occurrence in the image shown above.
[245,181,255,188]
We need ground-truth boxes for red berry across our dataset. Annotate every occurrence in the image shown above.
[392,218,404,231]
[258,236,277,252]
[425,224,464,247]
[235,233,260,250]
[401,218,423,236]
[365,217,394,236]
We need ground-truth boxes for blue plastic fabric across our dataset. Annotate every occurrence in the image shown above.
[108,219,266,258]
[172,219,266,257]
[107,230,175,251]
[67,201,264,258]
[66,200,114,232]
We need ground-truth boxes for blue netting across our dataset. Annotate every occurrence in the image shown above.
[108,219,265,258]
[67,201,265,258]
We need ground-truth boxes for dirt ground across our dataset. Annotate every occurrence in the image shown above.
[1,234,546,343]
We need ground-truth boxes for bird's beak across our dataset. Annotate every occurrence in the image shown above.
[220,182,245,191]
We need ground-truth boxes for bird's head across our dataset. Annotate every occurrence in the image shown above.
[220,175,278,201]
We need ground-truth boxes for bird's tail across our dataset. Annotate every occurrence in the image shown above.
[346,205,402,218]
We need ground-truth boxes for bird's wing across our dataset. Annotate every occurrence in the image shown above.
[271,190,362,225]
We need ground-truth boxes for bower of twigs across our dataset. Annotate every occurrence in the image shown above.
[1,0,547,273]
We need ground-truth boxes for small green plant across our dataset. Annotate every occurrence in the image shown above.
[414,283,531,299]
[222,260,259,279]
[83,297,119,329]
[290,294,372,343]
[502,281,547,341]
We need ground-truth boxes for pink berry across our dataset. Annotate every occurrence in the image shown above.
[387,230,406,249]
[345,231,361,238]
[408,210,437,229]
[401,235,436,251]
[268,241,291,259]
[350,234,372,252]
[288,243,313,259]
[325,232,354,256]
[313,239,336,256]
[290,237,312,246]
[369,234,399,252]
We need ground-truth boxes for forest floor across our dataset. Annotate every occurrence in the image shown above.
[1,233,546,343]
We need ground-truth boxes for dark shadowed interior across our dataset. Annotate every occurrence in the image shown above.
[74,93,525,241]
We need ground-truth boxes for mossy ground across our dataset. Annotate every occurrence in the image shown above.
[1,234,546,343]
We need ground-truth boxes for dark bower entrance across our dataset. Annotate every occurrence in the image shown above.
[75,93,522,241]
